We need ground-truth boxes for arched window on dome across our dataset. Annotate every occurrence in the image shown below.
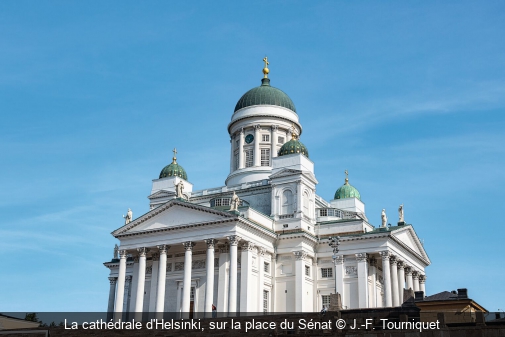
[281,190,294,214]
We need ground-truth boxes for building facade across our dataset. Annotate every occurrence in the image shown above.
[105,60,430,317]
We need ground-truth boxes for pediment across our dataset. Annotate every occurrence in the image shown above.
[148,190,174,200]
[391,226,430,264]
[269,168,317,183]
[112,200,236,237]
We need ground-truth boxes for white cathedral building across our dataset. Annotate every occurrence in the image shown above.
[105,59,430,318]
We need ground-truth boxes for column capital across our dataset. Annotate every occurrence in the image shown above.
[412,271,419,279]
[240,127,244,134]
[404,266,412,275]
[151,252,160,261]
[157,244,170,254]
[118,249,128,258]
[293,250,308,261]
[227,235,242,246]
[254,124,261,130]
[108,277,118,285]
[397,260,405,269]
[205,239,217,249]
[137,247,149,257]
[333,255,345,264]
[355,253,368,263]
[182,241,195,251]
[271,125,278,131]
[390,255,398,265]
[379,251,391,260]
[257,246,266,256]
[419,274,426,283]
[241,241,256,251]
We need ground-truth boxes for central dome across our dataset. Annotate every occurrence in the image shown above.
[234,78,296,113]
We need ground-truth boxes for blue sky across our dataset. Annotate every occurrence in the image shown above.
[1,1,504,312]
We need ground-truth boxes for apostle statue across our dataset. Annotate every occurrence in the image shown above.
[398,204,404,223]
[174,180,184,198]
[230,191,240,211]
[123,208,132,225]
[113,244,119,259]
[381,209,388,228]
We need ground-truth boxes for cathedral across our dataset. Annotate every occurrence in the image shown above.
[104,59,430,318]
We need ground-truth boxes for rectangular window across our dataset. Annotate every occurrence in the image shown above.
[278,136,285,144]
[283,224,288,228]
[319,209,328,216]
[262,134,270,142]
[322,295,331,307]
[215,199,222,206]
[264,262,270,273]
[305,265,310,276]
[234,151,239,170]
[321,268,333,278]
[261,148,270,166]
[263,290,269,313]
[244,149,253,167]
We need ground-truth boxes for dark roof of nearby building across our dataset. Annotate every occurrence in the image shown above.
[234,78,296,113]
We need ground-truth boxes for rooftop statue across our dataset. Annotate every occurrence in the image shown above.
[230,191,240,212]
[174,180,184,198]
[123,208,132,225]
[399,204,404,222]
[381,208,388,228]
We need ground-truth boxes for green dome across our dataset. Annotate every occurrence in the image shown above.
[159,156,187,180]
[278,136,309,158]
[234,78,296,113]
[334,177,361,200]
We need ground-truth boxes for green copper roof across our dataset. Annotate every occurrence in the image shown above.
[278,137,309,158]
[334,178,361,200]
[234,78,296,113]
[159,157,187,180]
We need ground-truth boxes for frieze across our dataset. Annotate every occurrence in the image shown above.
[175,262,184,271]
[345,266,357,276]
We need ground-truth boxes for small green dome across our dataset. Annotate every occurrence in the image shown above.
[278,136,309,158]
[234,78,296,113]
[334,176,361,200]
[159,154,187,180]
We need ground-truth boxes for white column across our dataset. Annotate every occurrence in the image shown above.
[257,247,266,312]
[114,249,127,321]
[134,247,148,320]
[217,245,229,315]
[181,241,195,314]
[397,261,405,303]
[240,241,256,313]
[148,254,159,312]
[204,239,216,317]
[155,245,169,314]
[356,253,369,309]
[130,256,139,314]
[368,258,377,308]
[334,256,345,305]
[419,275,426,294]
[107,277,117,320]
[412,271,420,292]
[286,129,292,141]
[123,275,133,316]
[380,251,393,307]
[239,128,244,169]
[229,136,234,173]
[390,256,399,307]
[271,125,278,158]
[405,267,413,291]
[294,250,308,312]
[227,235,241,314]
[254,124,261,167]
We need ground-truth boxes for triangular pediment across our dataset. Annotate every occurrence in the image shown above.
[391,226,430,264]
[148,190,174,200]
[112,200,236,237]
[270,168,317,184]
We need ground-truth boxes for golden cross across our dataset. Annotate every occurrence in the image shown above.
[263,57,269,68]
[345,170,348,180]
[173,148,177,157]
[262,57,270,78]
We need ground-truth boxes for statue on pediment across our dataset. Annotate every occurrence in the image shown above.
[398,204,404,222]
[113,244,119,259]
[174,180,184,198]
[230,191,240,211]
[123,208,132,225]
[381,208,387,228]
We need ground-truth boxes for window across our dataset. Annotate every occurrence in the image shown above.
[303,191,309,214]
[261,148,270,166]
[281,190,294,214]
[321,268,333,278]
[264,262,270,273]
[244,149,253,167]
[215,199,222,206]
[319,209,328,216]
[278,136,285,144]
[322,295,331,308]
[234,151,239,170]
[262,134,270,142]
[305,265,310,276]
[263,290,269,313]
[283,224,288,228]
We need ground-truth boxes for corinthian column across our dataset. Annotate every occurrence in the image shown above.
[334,255,345,305]
[107,277,117,320]
[239,129,244,169]
[227,235,241,313]
[356,253,369,308]
[182,241,195,314]
[294,250,308,312]
[412,271,420,292]
[229,136,234,173]
[390,256,399,306]
[114,249,128,321]
[271,125,278,158]
[240,241,256,312]
[380,251,392,307]
[419,275,426,294]
[204,239,216,316]
[134,247,148,320]
[254,125,261,166]
[155,245,169,314]
[397,261,405,303]
[405,267,413,291]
